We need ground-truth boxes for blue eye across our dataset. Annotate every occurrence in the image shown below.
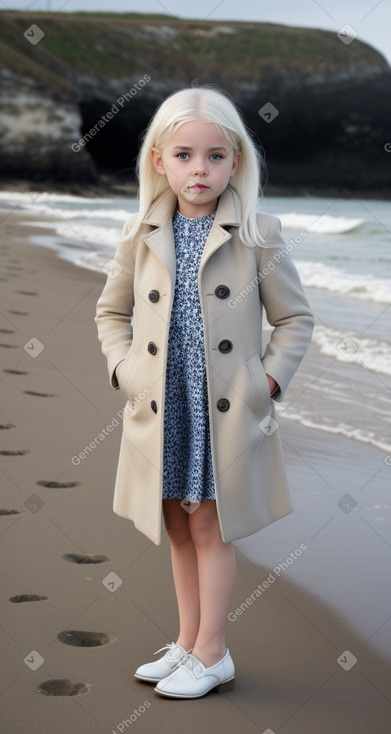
[175,152,223,161]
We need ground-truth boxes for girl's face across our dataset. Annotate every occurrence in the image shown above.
[151,118,241,217]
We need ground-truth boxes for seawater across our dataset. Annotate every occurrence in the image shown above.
[2,189,390,655]
[1,190,390,453]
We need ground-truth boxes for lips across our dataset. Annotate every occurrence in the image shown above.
[190,184,209,191]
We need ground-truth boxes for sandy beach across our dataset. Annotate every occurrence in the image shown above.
[1,206,391,734]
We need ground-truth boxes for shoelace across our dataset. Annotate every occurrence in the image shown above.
[181,652,205,676]
[153,642,177,657]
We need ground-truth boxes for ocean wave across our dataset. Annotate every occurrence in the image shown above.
[41,207,131,221]
[277,212,364,234]
[311,326,391,376]
[275,406,391,453]
[0,192,132,223]
[0,191,99,203]
[297,261,391,304]
[18,204,131,222]
[0,193,365,232]
[19,219,122,249]
[74,251,114,273]
[48,221,121,248]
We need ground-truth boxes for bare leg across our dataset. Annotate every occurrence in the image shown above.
[188,500,236,668]
[162,499,200,650]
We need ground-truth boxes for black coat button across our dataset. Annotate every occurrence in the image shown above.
[147,341,157,355]
[217,398,230,412]
[151,400,157,413]
[215,284,230,299]
[148,290,160,303]
[218,339,233,353]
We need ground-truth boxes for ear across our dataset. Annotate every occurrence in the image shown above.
[151,147,166,175]
[230,151,242,177]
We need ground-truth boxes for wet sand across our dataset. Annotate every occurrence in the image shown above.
[1,207,391,733]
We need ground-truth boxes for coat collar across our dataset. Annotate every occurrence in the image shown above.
[142,185,241,286]
[142,184,241,228]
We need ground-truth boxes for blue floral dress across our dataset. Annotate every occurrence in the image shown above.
[162,209,216,502]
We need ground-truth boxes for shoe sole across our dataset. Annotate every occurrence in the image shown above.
[134,665,181,683]
[134,674,161,683]
[154,677,235,698]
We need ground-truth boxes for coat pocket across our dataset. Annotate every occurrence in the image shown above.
[245,352,272,416]
[118,347,137,397]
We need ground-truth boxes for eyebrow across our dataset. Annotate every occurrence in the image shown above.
[172,146,229,152]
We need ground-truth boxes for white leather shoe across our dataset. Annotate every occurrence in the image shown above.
[134,642,191,683]
[154,649,235,698]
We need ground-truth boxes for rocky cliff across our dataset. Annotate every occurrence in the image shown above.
[0,11,390,195]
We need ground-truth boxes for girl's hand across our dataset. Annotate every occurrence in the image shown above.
[115,360,125,387]
[266,373,278,396]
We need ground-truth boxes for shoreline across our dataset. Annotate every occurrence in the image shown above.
[1,208,391,732]
[2,176,391,201]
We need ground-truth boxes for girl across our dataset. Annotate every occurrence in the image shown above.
[95,85,314,699]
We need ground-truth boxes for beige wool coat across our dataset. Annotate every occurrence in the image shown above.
[95,185,315,545]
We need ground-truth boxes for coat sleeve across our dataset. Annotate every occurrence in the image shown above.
[94,214,138,389]
[257,214,315,402]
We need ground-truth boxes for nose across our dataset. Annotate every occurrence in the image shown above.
[191,157,208,177]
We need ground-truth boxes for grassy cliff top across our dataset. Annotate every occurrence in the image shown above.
[0,11,388,96]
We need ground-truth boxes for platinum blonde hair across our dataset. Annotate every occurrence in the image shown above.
[125,85,266,247]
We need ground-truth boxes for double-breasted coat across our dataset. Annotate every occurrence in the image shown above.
[95,185,315,545]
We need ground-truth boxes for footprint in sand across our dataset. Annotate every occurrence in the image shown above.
[23,391,58,398]
[63,553,110,564]
[16,290,38,296]
[0,509,23,515]
[8,310,29,316]
[10,594,49,603]
[3,369,28,375]
[0,449,30,456]
[57,630,116,647]
[38,679,91,696]
[37,480,81,488]
[0,423,16,429]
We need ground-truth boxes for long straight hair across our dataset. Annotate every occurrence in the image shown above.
[124,85,266,247]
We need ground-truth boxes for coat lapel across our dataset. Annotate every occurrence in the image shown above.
[142,188,178,287]
[200,185,241,269]
[142,185,242,286]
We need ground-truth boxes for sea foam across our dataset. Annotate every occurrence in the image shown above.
[311,326,391,376]
[297,261,391,305]
[277,212,364,234]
